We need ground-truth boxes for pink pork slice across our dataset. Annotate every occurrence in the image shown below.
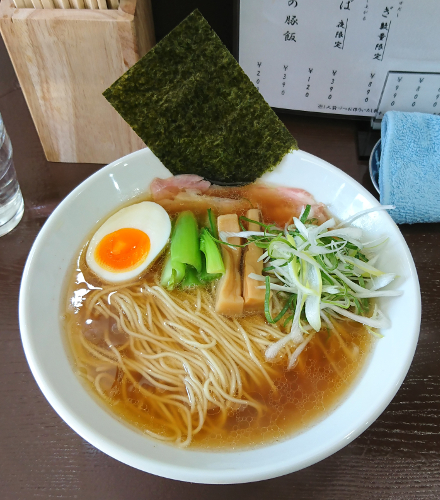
[243,184,329,226]
[150,175,250,215]
[275,187,329,222]
[156,192,250,216]
[150,175,211,201]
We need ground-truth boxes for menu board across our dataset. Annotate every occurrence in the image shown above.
[238,0,440,118]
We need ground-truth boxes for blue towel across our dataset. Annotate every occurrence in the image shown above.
[379,111,440,224]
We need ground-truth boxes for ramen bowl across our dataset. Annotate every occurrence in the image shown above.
[19,148,421,484]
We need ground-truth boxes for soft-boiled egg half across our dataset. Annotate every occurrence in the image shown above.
[86,202,171,283]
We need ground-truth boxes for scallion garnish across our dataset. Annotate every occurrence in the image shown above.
[219,204,401,366]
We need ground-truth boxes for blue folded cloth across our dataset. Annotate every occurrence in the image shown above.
[379,111,440,224]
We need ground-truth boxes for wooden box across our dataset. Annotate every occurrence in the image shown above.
[0,0,153,163]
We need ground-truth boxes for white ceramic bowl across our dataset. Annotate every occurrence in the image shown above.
[19,148,421,484]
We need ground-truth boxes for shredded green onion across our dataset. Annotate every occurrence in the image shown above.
[264,276,296,324]
[219,204,400,363]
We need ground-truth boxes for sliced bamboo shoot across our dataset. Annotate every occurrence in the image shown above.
[243,209,266,312]
[215,214,244,316]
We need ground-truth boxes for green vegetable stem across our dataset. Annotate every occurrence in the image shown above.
[171,211,202,272]
[161,209,225,290]
[161,211,201,289]
[200,228,225,275]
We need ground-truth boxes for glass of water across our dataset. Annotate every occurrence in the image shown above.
[0,113,24,237]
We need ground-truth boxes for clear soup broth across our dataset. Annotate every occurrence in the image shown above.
[64,185,374,450]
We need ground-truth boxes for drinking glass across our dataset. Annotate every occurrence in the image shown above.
[0,113,24,237]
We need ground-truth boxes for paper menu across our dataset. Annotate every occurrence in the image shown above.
[238,0,440,118]
[376,72,440,118]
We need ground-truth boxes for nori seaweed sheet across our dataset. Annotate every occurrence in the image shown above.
[103,10,297,184]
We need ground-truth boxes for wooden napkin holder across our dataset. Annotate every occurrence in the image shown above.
[0,0,153,163]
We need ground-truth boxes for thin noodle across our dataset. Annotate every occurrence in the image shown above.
[69,277,294,447]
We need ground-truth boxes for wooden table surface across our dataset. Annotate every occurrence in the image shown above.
[1,36,439,500]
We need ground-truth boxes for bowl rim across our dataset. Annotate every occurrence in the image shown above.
[19,147,421,484]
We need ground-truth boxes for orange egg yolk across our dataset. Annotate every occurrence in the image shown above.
[94,228,150,273]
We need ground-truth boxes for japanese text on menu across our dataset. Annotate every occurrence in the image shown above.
[239,0,440,117]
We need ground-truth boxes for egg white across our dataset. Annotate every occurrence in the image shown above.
[86,201,171,283]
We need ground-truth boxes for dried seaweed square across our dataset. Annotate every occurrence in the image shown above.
[103,10,297,184]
